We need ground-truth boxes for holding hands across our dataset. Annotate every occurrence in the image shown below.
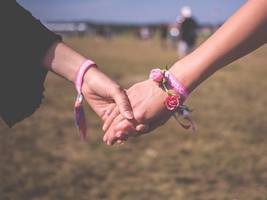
[4,0,267,146]
[103,79,171,145]
[102,69,194,145]
[81,67,177,144]
[100,0,267,145]
[44,0,267,145]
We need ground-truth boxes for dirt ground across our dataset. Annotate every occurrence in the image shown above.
[1,36,267,200]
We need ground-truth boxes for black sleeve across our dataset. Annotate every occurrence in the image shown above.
[0,1,62,127]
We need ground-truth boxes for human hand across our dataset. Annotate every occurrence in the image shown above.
[42,42,137,136]
[81,66,134,126]
[102,79,173,145]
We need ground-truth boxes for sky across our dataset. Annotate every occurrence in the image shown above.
[18,0,246,24]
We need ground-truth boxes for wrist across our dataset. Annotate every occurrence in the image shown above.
[143,79,169,113]
[169,57,204,94]
[82,66,99,90]
[148,68,196,131]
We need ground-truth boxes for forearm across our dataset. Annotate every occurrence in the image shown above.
[42,42,87,83]
[170,0,267,93]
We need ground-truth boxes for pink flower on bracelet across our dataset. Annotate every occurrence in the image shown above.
[149,68,164,82]
[149,66,196,132]
[165,95,180,110]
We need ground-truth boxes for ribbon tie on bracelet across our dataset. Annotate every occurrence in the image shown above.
[149,66,196,132]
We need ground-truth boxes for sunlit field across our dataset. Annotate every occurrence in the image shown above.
[1,35,267,200]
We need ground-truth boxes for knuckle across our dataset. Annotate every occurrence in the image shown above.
[113,85,124,94]
[134,110,146,122]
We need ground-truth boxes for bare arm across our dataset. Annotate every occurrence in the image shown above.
[42,42,87,83]
[103,0,267,145]
[171,0,267,92]
[42,42,134,123]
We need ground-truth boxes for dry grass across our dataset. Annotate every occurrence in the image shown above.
[1,36,267,200]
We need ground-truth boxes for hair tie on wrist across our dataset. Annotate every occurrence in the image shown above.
[74,59,96,140]
[149,66,196,132]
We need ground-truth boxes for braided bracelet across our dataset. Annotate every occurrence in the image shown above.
[149,66,196,131]
[74,59,96,140]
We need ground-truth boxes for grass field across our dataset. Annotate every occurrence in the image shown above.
[1,35,267,200]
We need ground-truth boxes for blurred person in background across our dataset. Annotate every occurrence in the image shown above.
[0,1,136,133]
[169,24,180,49]
[102,0,267,145]
[177,6,198,57]
[160,24,168,48]
[139,27,151,40]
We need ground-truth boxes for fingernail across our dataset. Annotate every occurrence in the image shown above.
[102,124,107,132]
[136,124,149,132]
[136,125,143,132]
[116,132,122,138]
[103,137,106,142]
[124,111,134,119]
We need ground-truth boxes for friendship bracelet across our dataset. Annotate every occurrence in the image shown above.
[164,71,188,99]
[74,59,96,140]
[75,60,96,94]
[149,66,196,131]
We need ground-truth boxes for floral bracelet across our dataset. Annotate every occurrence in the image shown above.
[149,66,196,131]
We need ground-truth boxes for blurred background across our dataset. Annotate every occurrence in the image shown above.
[1,0,267,199]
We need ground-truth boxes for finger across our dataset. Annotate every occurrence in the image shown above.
[117,133,129,143]
[106,114,135,145]
[114,123,148,143]
[102,107,120,132]
[136,124,150,133]
[114,121,148,144]
[113,88,134,120]
[104,114,125,145]
[114,120,136,136]
[135,117,169,138]
[109,118,135,145]
[114,129,130,144]
[116,139,124,145]
[103,134,107,143]
[114,131,125,145]
[102,104,116,121]
[113,119,137,141]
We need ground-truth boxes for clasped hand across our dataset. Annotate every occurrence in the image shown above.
[82,67,173,146]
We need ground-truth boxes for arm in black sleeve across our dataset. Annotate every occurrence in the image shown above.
[0,1,62,126]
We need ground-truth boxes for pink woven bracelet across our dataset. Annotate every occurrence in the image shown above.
[75,60,95,94]
[149,68,188,99]
[74,59,96,140]
[164,71,188,99]
[149,67,196,131]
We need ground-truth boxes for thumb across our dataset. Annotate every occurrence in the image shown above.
[112,87,134,120]
[136,124,150,133]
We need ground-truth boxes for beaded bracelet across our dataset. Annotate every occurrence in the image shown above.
[149,66,196,131]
